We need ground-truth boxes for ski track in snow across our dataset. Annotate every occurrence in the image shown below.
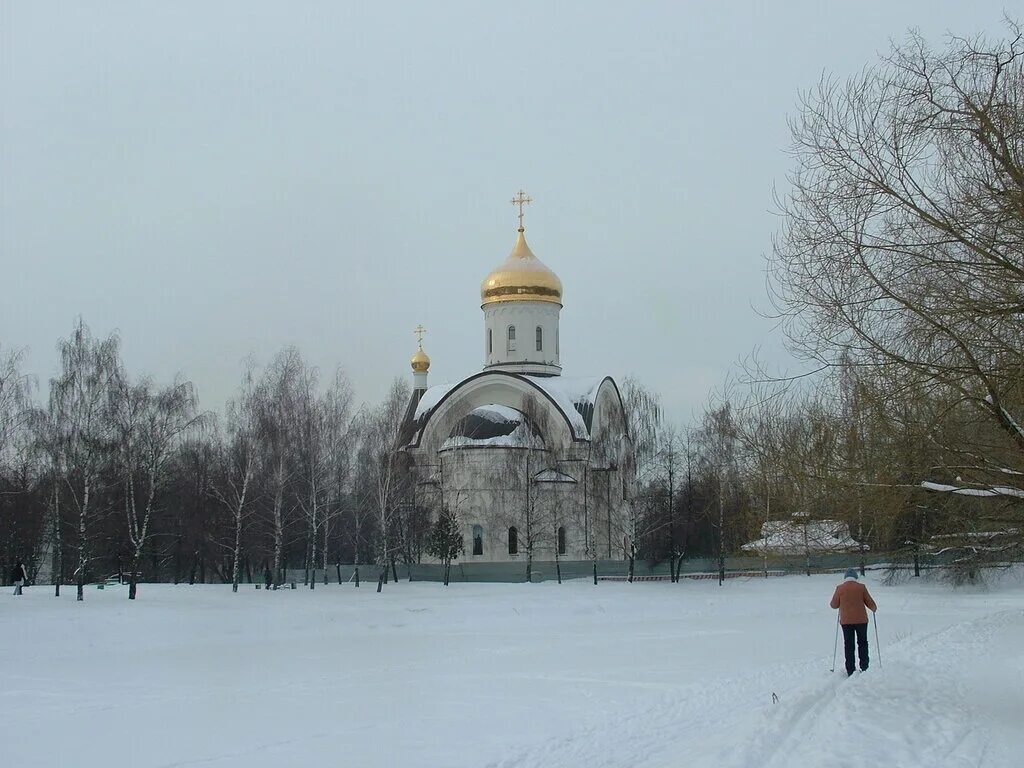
[465,597,1024,768]
[488,608,1023,768]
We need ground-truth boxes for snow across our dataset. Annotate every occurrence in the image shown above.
[442,421,542,449]
[413,382,455,421]
[742,519,866,554]
[921,480,1024,498]
[525,375,601,438]
[4,573,1024,768]
[471,403,522,423]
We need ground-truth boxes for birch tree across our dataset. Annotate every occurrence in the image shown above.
[362,379,411,592]
[254,349,301,588]
[110,372,202,599]
[212,372,262,593]
[48,320,121,600]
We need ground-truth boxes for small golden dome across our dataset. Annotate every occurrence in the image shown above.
[480,229,562,307]
[411,346,430,373]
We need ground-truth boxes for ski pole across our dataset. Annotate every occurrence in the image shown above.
[829,614,840,673]
[872,611,881,669]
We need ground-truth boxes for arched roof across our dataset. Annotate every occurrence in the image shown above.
[405,371,628,451]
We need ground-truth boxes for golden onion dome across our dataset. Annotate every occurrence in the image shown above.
[410,346,430,373]
[480,229,562,307]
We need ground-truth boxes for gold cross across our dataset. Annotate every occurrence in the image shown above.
[511,190,532,230]
[414,324,427,348]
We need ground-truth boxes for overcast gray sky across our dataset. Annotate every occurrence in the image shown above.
[0,2,1012,423]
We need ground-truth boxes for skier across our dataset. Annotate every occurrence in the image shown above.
[830,567,877,676]
[10,561,28,595]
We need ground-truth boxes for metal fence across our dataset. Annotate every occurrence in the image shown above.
[281,553,911,585]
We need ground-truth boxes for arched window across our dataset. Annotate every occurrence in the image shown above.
[508,526,518,555]
[535,325,543,351]
[487,329,492,355]
[472,525,483,556]
[507,325,516,352]
[557,526,567,555]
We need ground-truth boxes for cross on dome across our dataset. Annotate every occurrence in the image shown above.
[414,324,427,349]
[511,190,532,231]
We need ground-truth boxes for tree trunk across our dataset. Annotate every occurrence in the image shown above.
[76,482,89,602]
[231,511,242,593]
[627,546,635,583]
[128,547,142,600]
[52,485,63,597]
[354,565,360,587]
[592,558,598,585]
[376,565,385,593]
[390,556,398,584]
[273,492,283,589]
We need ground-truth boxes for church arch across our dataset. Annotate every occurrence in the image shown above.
[508,526,518,555]
[472,525,484,556]
[412,371,584,451]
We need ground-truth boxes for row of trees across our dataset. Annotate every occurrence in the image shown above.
[0,322,422,599]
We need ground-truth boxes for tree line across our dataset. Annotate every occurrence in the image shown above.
[0,322,422,599]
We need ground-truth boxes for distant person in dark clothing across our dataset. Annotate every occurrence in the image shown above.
[830,568,877,675]
[264,564,273,590]
[11,562,27,595]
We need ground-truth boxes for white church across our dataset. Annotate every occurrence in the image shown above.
[400,193,634,567]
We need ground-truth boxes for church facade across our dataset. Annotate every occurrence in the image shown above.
[400,195,634,569]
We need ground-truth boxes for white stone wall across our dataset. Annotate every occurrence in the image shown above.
[483,301,561,375]
[405,373,635,566]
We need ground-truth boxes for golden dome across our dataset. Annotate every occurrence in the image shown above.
[411,346,430,373]
[480,229,562,307]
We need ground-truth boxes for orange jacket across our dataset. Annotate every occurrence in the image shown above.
[830,579,877,625]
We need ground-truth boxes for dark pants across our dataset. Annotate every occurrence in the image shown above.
[842,623,869,675]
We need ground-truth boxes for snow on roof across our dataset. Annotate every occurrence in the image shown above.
[525,375,604,437]
[413,382,455,421]
[472,404,522,423]
[408,373,613,447]
[742,519,866,554]
[921,481,1024,499]
[442,419,543,450]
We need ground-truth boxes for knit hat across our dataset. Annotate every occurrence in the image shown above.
[844,568,859,580]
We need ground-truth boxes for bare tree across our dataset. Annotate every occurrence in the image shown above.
[211,370,262,593]
[360,378,411,592]
[497,394,552,584]
[293,363,354,589]
[771,20,1024,554]
[253,348,302,588]
[48,320,121,600]
[110,372,203,599]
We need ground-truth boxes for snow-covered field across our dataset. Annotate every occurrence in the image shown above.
[3,572,1023,768]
